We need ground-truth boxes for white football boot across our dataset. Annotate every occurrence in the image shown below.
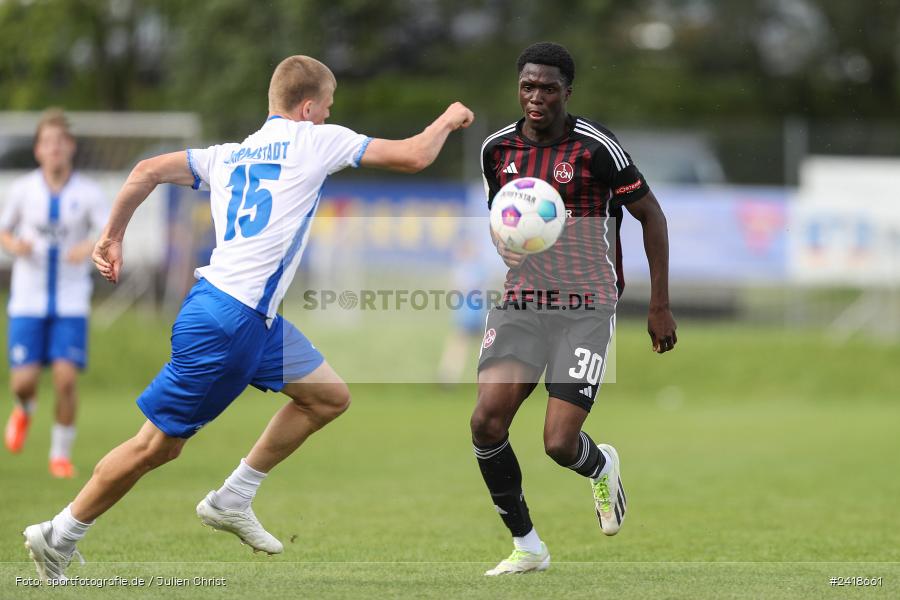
[591,443,627,535]
[23,522,84,582]
[484,542,550,576]
[196,492,284,555]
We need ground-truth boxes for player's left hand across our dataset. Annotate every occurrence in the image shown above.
[648,305,677,354]
[92,237,123,283]
[495,238,527,269]
[66,240,95,264]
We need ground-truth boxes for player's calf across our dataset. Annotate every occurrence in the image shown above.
[81,424,185,517]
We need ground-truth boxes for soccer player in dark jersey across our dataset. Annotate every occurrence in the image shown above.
[472,42,677,575]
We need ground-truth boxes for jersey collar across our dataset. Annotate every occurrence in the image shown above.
[515,114,576,148]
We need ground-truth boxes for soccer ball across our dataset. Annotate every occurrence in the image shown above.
[489,177,566,254]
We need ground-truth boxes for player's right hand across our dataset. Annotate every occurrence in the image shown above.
[92,237,123,283]
[442,102,475,130]
[10,238,32,257]
[496,238,527,269]
[648,305,677,354]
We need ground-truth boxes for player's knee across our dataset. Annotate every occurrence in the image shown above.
[320,383,351,420]
[53,377,76,399]
[138,436,183,470]
[470,410,507,446]
[471,389,514,444]
[12,378,37,400]
[145,445,181,469]
[544,435,578,466]
[291,382,351,421]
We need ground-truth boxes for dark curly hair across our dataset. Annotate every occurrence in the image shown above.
[516,42,575,87]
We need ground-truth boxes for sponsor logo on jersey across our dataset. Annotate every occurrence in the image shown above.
[615,180,643,195]
[482,327,497,349]
[554,161,574,184]
[503,162,519,174]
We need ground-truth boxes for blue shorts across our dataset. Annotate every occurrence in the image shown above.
[7,316,88,369]
[137,279,324,438]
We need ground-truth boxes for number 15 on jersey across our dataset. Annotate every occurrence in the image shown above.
[224,163,281,241]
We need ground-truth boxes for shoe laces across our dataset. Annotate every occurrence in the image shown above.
[592,474,611,511]
[506,548,536,562]
[72,549,86,566]
[56,547,85,574]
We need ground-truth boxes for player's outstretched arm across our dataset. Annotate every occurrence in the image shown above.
[93,151,195,283]
[625,190,677,354]
[360,102,474,173]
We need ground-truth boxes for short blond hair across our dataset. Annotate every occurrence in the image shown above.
[268,55,336,113]
[34,108,73,146]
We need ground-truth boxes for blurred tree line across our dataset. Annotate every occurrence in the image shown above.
[1,0,898,180]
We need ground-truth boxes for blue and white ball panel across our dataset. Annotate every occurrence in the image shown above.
[7,316,88,369]
[136,279,323,438]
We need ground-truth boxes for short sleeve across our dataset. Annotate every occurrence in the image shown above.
[481,143,501,209]
[590,135,650,207]
[186,146,217,191]
[0,182,23,231]
[310,125,371,175]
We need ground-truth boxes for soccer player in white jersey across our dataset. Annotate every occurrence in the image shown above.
[22,55,474,581]
[1,110,107,478]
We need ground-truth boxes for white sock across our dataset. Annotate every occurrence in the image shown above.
[591,448,613,480]
[211,458,267,511]
[513,527,543,554]
[49,505,91,553]
[49,424,76,460]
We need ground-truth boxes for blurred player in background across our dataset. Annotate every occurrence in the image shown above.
[1,109,107,478]
[472,43,677,574]
[22,55,474,582]
[436,235,491,385]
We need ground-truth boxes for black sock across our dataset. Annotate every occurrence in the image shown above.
[473,436,533,537]
[566,431,606,478]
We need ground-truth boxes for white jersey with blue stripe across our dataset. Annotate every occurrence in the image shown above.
[188,116,370,320]
[0,170,107,318]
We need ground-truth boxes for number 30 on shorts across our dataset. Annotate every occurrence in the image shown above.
[568,347,603,385]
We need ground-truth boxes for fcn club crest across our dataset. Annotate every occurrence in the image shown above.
[554,162,574,184]
[482,328,497,349]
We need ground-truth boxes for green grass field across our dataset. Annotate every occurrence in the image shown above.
[1,311,898,599]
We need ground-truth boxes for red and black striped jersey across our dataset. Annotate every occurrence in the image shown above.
[482,115,649,306]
